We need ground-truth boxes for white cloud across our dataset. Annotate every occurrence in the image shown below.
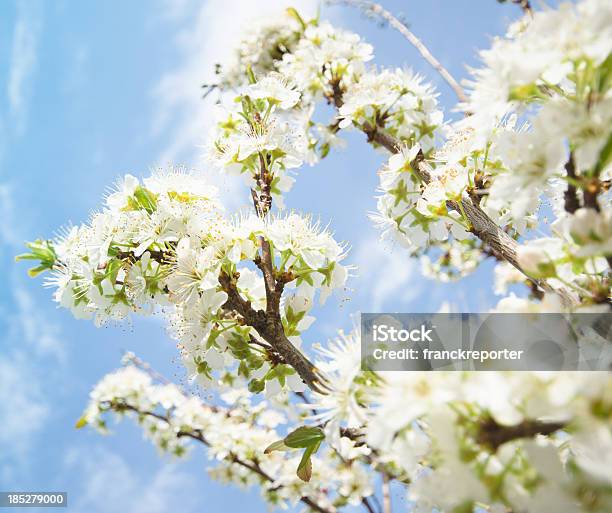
[0,184,20,247]
[352,235,422,311]
[0,353,49,463]
[63,446,200,513]
[0,181,65,475]
[151,0,318,206]
[13,286,66,362]
[7,0,43,135]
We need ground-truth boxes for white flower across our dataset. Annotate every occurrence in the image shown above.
[106,174,139,210]
[248,73,300,109]
[143,167,220,205]
[494,262,525,295]
[553,207,612,257]
[516,238,563,277]
[310,331,368,432]
[266,213,346,270]
[167,238,221,303]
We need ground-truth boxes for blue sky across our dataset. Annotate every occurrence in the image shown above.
[0,1,543,511]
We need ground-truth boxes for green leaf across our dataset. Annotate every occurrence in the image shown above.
[286,7,307,30]
[263,425,324,482]
[296,441,322,482]
[134,186,158,213]
[284,426,324,449]
[196,359,213,379]
[319,142,330,159]
[284,306,306,328]
[264,439,290,454]
[296,449,313,482]
[75,416,88,429]
[595,52,612,93]
[452,501,475,513]
[264,364,295,387]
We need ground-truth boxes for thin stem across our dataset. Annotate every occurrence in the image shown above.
[507,0,533,15]
[362,496,379,513]
[334,0,468,104]
[123,406,336,513]
[382,473,392,513]
[122,352,172,386]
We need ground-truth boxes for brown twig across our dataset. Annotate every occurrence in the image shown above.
[477,416,566,451]
[503,0,533,15]
[362,496,379,513]
[119,405,335,513]
[114,247,172,264]
[231,139,330,393]
[564,154,580,214]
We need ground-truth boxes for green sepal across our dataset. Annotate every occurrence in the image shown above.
[124,186,158,214]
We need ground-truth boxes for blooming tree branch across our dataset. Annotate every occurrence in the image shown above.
[77,364,348,512]
[330,78,578,305]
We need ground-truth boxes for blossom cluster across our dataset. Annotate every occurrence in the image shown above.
[314,330,612,513]
[209,2,611,301]
[39,168,222,325]
[213,11,376,171]
[216,10,304,88]
[166,211,349,395]
[206,74,314,202]
[371,141,474,257]
[20,168,349,396]
[81,364,373,509]
[369,0,612,295]
[338,68,443,153]
[276,20,374,102]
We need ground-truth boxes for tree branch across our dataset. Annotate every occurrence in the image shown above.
[477,416,566,451]
[120,405,336,513]
[235,142,330,392]
[219,271,329,394]
[325,50,577,305]
[362,496,379,513]
[333,0,468,104]
[564,154,580,214]
[359,117,577,306]
[500,0,533,16]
